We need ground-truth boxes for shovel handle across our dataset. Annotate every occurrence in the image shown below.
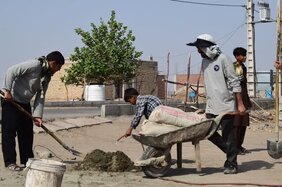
[224,110,250,116]
[0,91,34,119]
[40,124,70,149]
[275,0,281,141]
[0,90,74,153]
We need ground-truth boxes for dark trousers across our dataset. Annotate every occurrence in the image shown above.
[1,100,34,167]
[206,113,238,168]
[236,126,246,148]
[234,114,249,149]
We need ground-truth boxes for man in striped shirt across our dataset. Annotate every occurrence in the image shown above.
[123,88,162,137]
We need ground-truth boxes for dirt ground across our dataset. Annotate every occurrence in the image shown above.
[0,115,282,187]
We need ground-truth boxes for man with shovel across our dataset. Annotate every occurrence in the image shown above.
[187,34,246,174]
[1,51,65,171]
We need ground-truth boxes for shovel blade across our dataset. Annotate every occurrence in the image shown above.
[267,139,282,159]
[68,148,82,157]
[62,145,82,157]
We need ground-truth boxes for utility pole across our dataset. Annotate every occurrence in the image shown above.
[247,0,257,97]
[185,54,191,105]
[165,52,170,105]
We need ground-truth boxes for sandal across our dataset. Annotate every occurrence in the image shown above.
[241,147,251,153]
[239,147,250,154]
[238,150,246,155]
[7,163,23,171]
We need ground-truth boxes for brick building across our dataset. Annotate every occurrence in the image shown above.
[45,59,165,101]
[45,59,84,101]
[174,74,205,102]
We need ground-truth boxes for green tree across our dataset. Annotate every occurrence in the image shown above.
[62,10,143,98]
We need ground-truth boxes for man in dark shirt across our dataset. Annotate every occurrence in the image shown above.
[123,88,162,137]
[233,47,252,154]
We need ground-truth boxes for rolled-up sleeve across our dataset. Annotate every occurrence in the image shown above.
[223,57,241,93]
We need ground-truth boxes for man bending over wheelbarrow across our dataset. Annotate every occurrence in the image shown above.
[187,34,246,174]
[122,88,162,138]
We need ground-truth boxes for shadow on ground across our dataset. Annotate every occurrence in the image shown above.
[151,159,274,177]
[239,160,274,173]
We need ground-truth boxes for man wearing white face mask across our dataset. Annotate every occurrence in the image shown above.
[187,34,246,174]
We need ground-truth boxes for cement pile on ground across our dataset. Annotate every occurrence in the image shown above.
[74,149,139,172]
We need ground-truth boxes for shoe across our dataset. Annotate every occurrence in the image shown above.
[7,163,23,171]
[224,167,237,174]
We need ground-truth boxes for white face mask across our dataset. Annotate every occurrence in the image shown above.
[199,45,221,60]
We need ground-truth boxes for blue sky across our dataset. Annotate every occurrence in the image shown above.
[0,0,277,88]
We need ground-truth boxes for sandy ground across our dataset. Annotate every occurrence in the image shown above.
[0,115,282,187]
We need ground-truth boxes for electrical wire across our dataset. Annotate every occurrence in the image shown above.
[218,20,246,47]
[170,0,246,8]
[159,177,282,187]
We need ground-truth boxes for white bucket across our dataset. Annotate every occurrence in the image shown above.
[84,84,105,101]
[25,158,66,187]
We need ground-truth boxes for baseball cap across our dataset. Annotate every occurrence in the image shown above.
[187,34,216,47]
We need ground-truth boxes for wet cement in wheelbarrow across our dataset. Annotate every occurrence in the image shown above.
[73,149,140,172]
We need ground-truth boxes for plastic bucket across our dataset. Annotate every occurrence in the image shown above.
[25,158,66,187]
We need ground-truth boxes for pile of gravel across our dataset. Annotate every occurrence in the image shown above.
[74,149,139,172]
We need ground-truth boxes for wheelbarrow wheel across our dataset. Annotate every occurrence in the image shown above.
[140,146,171,178]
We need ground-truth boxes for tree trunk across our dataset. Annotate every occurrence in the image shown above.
[114,83,122,99]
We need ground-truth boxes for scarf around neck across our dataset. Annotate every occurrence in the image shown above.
[199,45,221,60]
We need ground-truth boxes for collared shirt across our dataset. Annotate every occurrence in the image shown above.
[233,61,252,109]
[131,95,162,129]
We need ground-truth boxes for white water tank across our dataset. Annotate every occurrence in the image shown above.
[84,85,105,101]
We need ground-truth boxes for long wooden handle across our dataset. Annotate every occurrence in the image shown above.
[275,0,281,142]
[0,91,70,150]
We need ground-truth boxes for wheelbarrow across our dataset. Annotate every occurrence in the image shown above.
[132,114,225,178]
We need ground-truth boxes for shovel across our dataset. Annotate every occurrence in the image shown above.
[0,90,82,157]
[267,0,282,159]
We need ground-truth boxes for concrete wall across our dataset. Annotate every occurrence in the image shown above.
[101,104,135,117]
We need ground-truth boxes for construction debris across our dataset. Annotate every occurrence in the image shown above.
[249,109,274,123]
[73,149,140,172]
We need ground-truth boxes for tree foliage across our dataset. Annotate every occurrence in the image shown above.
[62,10,143,86]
